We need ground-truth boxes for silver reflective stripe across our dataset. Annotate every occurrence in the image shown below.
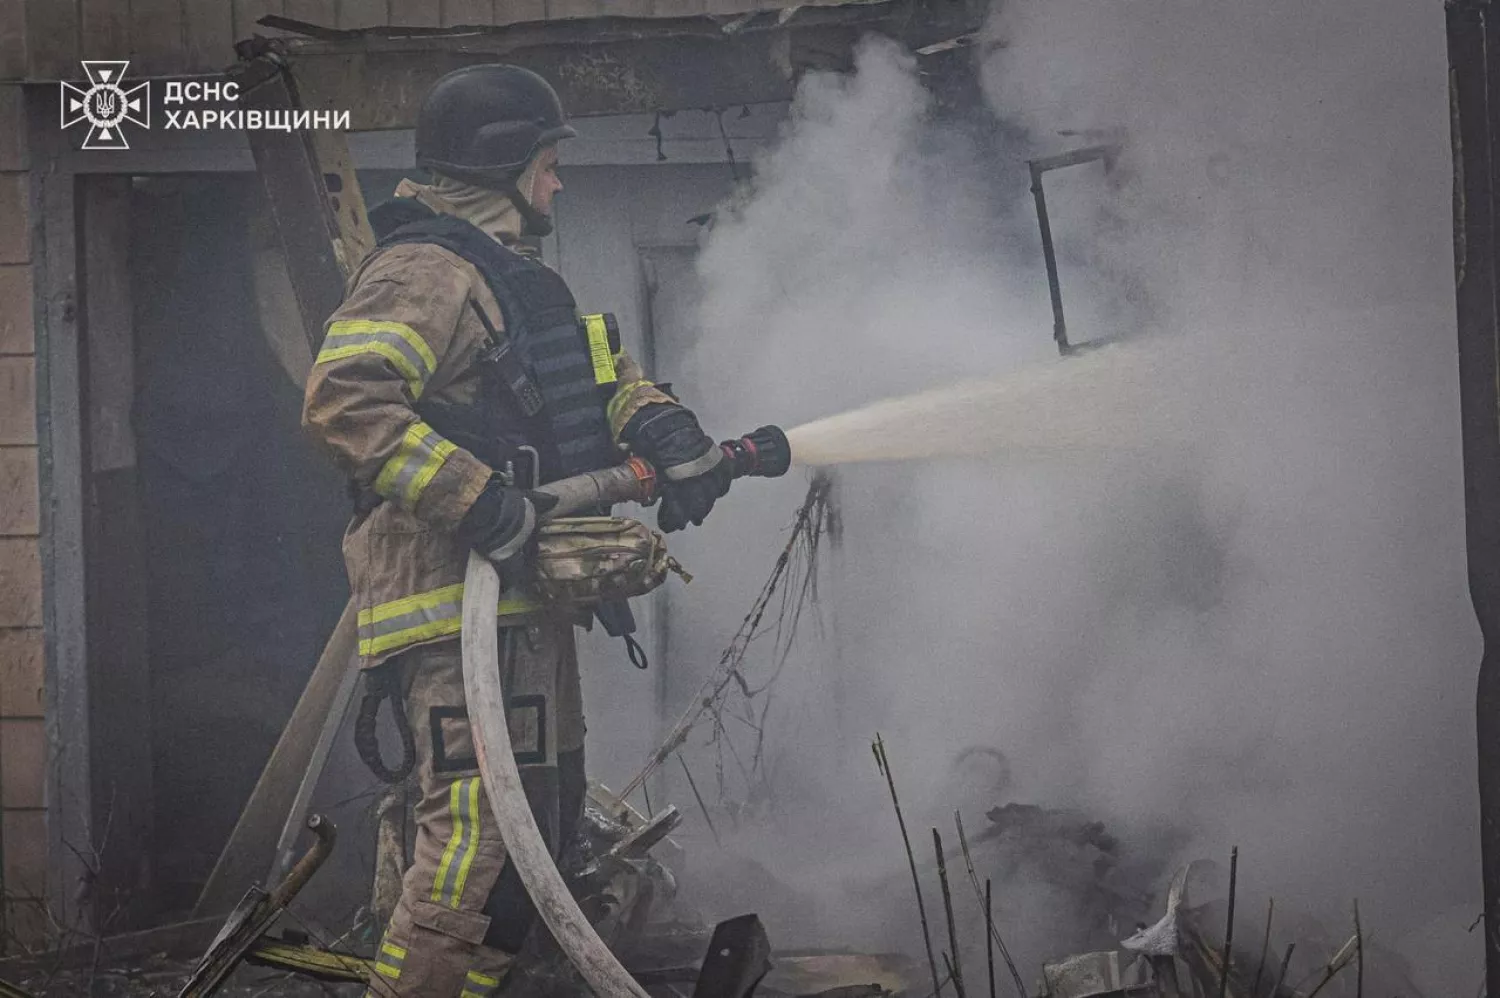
[373,422,455,507]
[663,444,726,481]
[319,320,438,397]
[332,329,431,378]
[373,940,405,981]
[357,584,542,658]
[357,593,463,652]
[462,969,503,998]
[483,499,536,563]
[432,777,482,907]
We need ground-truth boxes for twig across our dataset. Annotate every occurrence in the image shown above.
[874,736,942,998]
[955,811,1027,998]
[985,879,997,998]
[919,970,955,998]
[1271,943,1295,998]
[1354,900,1363,998]
[1251,898,1274,998]
[934,828,967,998]
[678,755,721,847]
[1217,846,1239,998]
[943,952,961,998]
[1301,934,1358,998]
[619,476,831,802]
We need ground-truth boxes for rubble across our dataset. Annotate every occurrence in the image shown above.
[0,764,1448,997]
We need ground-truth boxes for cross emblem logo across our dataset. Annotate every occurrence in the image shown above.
[60,61,150,150]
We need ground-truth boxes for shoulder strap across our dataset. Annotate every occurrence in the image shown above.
[377,210,536,349]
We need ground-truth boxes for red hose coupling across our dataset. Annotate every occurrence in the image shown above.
[625,455,657,502]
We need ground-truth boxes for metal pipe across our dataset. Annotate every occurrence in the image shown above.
[1447,5,1500,994]
[1028,162,1068,354]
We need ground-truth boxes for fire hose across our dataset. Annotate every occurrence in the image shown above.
[462,426,789,997]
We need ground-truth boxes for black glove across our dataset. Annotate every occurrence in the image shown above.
[456,475,559,583]
[658,460,733,533]
[622,403,731,532]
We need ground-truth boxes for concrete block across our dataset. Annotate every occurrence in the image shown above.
[1,718,43,808]
[0,538,40,627]
[0,628,43,717]
[0,173,27,265]
[0,265,34,355]
[1,809,46,897]
[0,357,34,444]
[0,445,36,535]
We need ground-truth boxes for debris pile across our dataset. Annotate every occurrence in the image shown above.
[0,771,1446,997]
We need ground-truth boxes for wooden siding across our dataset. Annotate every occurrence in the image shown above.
[5,0,876,81]
[0,78,45,948]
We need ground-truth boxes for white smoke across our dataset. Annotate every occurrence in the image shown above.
[656,3,1476,993]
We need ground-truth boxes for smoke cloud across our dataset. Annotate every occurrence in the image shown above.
[657,1,1475,993]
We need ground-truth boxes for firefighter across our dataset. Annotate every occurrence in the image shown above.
[302,64,733,996]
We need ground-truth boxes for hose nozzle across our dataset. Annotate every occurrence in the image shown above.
[720,425,791,479]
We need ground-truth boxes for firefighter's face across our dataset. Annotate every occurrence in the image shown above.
[529,145,563,216]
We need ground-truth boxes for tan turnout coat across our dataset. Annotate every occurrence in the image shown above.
[303,181,671,668]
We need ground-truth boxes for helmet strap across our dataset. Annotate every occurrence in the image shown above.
[503,159,553,238]
[502,179,554,238]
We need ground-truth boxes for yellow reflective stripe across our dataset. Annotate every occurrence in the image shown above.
[450,777,483,907]
[607,379,652,429]
[431,779,468,904]
[373,421,457,507]
[582,314,618,385]
[324,318,439,374]
[318,319,437,399]
[370,931,405,982]
[363,583,465,626]
[316,340,426,397]
[430,777,482,907]
[360,615,462,659]
[463,967,503,997]
[355,584,541,658]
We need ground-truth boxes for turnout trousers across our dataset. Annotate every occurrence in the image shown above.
[365,617,586,998]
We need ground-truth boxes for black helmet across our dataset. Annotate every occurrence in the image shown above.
[415,64,576,190]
